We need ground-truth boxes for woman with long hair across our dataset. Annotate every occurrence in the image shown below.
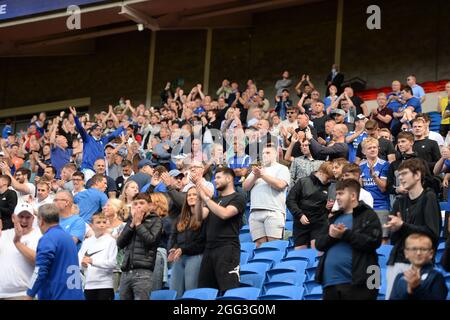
[119,180,139,208]
[168,186,205,297]
[102,198,128,293]
[149,192,173,292]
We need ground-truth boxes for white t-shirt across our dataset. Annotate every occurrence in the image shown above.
[78,233,118,290]
[0,228,42,298]
[331,188,374,212]
[249,162,290,213]
[15,183,36,200]
[428,131,445,147]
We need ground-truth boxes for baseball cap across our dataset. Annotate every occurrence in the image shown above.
[331,109,346,117]
[193,107,206,115]
[355,114,367,122]
[138,159,157,169]
[14,202,34,216]
[169,169,184,178]
[247,118,259,128]
[90,124,100,131]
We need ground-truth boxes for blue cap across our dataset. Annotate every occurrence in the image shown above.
[138,159,156,169]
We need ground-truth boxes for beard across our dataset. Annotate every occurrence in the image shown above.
[216,183,226,192]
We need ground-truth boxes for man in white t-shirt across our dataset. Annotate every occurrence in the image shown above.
[243,146,290,247]
[3,167,36,201]
[331,163,374,212]
[0,202,41,300]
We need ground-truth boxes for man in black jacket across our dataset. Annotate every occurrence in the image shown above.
[0,174,18,231]
[384,159,442,299]
[117,192,162,300]
[316,179,382,300]
[287,162,334,249]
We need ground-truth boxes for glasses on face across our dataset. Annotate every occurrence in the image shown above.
[405,247,432,253]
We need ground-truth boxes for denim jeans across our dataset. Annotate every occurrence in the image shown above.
[119,269,153,300]
[169,254,203,297]
[151,248,168,292]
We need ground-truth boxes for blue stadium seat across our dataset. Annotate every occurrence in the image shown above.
[436,242,446,262]
[264,271,306,291]
[303,284,323,300]
[150,289,177,300]
[304,280,321,294]
[240,273,265,288]
[266,260,308,277]
[286,208,293,221]
[283,248,318,267]
[254,240,289,253]
[240,252,250,265]
[258,285,304,300]
[240,225,250,233]
[305,262,319,280]
[285,221,293,231]
[240,242,256,256]
[217,287,261,300]
[114,292,120,300]
[249,250,285,265]
[179,288,218,300]
[239,233,253,243]
[440,202,449,212]
[240,262,271,276]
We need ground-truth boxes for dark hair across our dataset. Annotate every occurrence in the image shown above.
[0,174,12,187]
[90,174,106,186]
[336,179,361,199]
[177,186,202,232]
[397,131,414,143]
[45,165,56,176]
[415,113,430,123]
[122,160,133,168]
[398,158,426,181]
[403,85,413,95]
[16,168,31,180]
[92,212,107,221]
[215,166,236,179]
[72,171,85,180]
[62,163,77,172]
[133,192,152,203]
[365,119,379,130]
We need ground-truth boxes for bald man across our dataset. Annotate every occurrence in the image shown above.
[306,123,349,160]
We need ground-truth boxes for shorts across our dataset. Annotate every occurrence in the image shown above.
[375,210,390,238]
[198,245,241,292]
[293,219,326,247]
[249,209,285,241]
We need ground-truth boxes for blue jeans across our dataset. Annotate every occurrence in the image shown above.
[169,254,203,297]
[119,269,153,300]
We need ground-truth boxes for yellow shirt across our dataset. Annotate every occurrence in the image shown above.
[441,97,450,125]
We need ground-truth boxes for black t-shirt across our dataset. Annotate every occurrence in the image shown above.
[413,138,441,170]
[356,137,395,161]
[291,126,318,158]
[312,115,330,139]
[205,192,246,249]
[350,96,365,115]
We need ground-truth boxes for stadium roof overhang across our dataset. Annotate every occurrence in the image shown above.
[0,0,322,57]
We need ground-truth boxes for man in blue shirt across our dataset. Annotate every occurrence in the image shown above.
[54,190,85,251]
[359,137,390,241]
[26,203,84,300]
[316,179,381,300]
[74,174,108,223]
[69,106,128,181]
[406,75,426,104]
[2,119,13,139]
[345,114,368,163]
[394,86,422,129]
[86,158,117,198]
[227,140,251,192]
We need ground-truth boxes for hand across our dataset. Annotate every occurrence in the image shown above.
[60,111,65,118]
[163,144,170,151]
[443,177,449,188]
[160,172,173,187]
[329,223,346,238]
[305,127,313,141]
[300,215,310,225]
[168,248,182,262]
[317,137,326,145]
[131,208,145,227]
[13,218,24,243]
[291,133,299,143]
[301,74,306,81]
[125,99,131,107]
[81,256,92,268]
[404,268,421,294]
[395,186,408,194]
[252,166,262,179]
[196,84,202,91]
[306,75,310,81]
[383,212,403,232]
[275,96,280,102]
[69,106,77,116]
[326,199,335,210]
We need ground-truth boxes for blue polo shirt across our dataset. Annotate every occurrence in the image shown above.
[74,188,108,223]
[403,97,422,114]
[323,213,353,287]
[59,215,86,251]
[360,158,390,210]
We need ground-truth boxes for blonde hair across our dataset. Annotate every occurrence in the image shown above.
[120,180,139,203]
[361,137,379,150]
[106,198,129,222]
[150,193,169,218]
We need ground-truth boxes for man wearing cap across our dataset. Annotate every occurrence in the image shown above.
[0,202,42,300]
[128,159,155,191]
[345,114,368,163]
[0,174,18,231]
[370,93,393,130]
[69,106,128,182]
